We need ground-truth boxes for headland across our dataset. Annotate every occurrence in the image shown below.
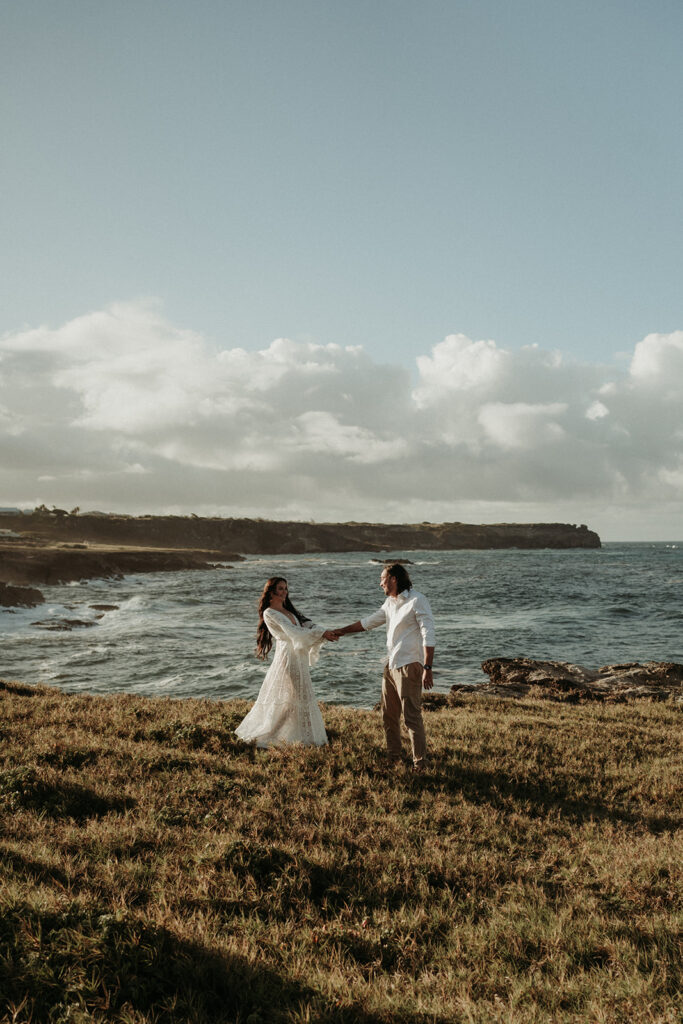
[0,509,601,553]
[0,509,600,607]
[0,507,598,602]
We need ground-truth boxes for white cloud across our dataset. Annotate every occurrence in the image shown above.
[0,301,681,538]
[630,331,683,388]
[292,411,408,464]
[413,333,506,406]
[478,402,568,449]
[586,401,609,420]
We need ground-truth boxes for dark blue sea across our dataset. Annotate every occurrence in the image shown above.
[2,543,681,708]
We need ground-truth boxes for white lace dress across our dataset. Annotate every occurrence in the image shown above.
[235,608,328,747]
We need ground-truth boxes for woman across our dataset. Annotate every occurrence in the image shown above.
[235,577,338,747]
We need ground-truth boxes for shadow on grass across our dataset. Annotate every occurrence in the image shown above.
[136,720,251,758]
[0,846,70,887]
[0,679,43,697]
[0,766,135,821]
[0,903,442,1024]
[37,747,100,769]
[207,840,455,918]
[417,757,681,834]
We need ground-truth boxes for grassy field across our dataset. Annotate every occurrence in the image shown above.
[0,679,681,1023]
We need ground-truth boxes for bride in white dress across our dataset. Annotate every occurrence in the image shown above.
[235,577,338,748]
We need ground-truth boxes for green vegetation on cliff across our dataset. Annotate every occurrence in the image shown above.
[0,682,679,1023]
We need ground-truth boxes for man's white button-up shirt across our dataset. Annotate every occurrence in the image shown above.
[360,588,435,669]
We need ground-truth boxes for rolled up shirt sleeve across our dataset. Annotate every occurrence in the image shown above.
[360,605,387,631]
[414,593,436,647]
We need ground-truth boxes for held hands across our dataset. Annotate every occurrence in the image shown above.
[323,629,342,642]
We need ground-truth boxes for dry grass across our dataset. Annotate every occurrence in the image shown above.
[0,679,681,1023]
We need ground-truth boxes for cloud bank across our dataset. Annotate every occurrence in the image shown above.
[1,301,682,538]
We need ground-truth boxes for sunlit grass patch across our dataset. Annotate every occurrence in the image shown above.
[0,681,680,1022]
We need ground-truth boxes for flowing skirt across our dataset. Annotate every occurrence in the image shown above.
[236,641,328,747]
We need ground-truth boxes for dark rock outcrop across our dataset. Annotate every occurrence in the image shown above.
[0,546,242,588]
[370,558,414,565]
[450,658,683,702]
[0,582,45,608]
[32,618,99,631]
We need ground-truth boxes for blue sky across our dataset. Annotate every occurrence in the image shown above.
[2,2,682,538]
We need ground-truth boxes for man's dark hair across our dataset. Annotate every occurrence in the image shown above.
[386,563,412,594]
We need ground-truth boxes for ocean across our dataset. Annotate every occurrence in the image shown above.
[2,543,681,708]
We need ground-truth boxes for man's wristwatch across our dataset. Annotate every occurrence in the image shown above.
[423,664,433,671]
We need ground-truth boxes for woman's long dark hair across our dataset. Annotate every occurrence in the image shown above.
[255,577,310,660]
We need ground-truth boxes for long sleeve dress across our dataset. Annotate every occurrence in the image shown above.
[235,607,328,747]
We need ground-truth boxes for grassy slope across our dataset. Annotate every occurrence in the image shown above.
[0,681,680,1024]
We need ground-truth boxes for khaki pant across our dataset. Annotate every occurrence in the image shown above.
[381,662,426,767]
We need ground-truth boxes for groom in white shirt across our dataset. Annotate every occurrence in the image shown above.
[333,563,435,772]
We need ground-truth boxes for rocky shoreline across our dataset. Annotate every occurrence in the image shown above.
[0,542,243,608]
[5,658,680,704]
[442,657,683,703]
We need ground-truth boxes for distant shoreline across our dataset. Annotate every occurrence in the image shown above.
[1,509,601,554]
[0,511,601,606]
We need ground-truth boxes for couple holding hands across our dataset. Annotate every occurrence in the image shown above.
[236,564,436,772]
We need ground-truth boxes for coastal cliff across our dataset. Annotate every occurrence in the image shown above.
[0,512,600,605]
[1,511,601,555]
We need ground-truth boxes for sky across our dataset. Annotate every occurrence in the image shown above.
[1,1,682,540]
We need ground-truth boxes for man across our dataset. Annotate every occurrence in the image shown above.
[333,563,435,772]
